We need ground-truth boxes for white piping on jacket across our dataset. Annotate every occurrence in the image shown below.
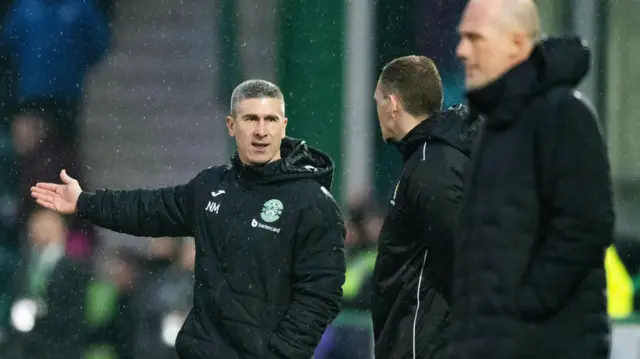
[413,142,429,358]
[413,248,429,359]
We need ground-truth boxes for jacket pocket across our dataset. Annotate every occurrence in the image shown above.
[221,320,272,358]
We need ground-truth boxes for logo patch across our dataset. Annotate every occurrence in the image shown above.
[260,199,283,223]
[211,190,225,197]
[251,219,280,233]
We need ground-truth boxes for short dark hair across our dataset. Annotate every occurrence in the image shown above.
[379,56,443,118]
[230,79,284,117]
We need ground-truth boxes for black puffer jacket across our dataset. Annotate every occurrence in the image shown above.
[372,105,480,359]
[448,37,614,359]
[77,138,346,359]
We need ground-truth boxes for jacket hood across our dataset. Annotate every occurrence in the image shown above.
[394,104,481,161]
[232,137,334,189]
[467,36,590,124]
[534,36,590,90]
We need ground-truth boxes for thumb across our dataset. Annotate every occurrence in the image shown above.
[60,169,76,184]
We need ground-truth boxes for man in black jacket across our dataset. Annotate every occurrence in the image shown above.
[30,79,346,359]
[371,55,480,359]
[8,209,90,359]
[450,1,614,358]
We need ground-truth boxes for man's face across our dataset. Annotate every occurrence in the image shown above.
[456,4,518,90]
[374,82,395,142]
[12,113,45,156]
[226,97,287,165]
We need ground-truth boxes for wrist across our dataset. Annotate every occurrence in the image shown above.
[75,192,93,218]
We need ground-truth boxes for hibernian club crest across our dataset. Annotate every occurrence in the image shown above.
[260,199,283,223]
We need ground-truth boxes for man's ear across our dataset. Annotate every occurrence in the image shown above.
[281,117,288,139]
[226,116,235,137]
[389,94,400,115]
[511,30,530,59]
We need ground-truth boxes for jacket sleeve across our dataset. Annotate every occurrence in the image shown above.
[76,175,199,238]
[515,92,615,320]
[269,190,346,359]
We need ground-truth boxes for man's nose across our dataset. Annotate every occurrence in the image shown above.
[456,39,468,61]
[255,119,267,137]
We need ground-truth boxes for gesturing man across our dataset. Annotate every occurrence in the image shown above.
[31,79,346,359]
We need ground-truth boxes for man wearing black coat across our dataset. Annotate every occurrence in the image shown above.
[372,55,480,359]
[30,79,346,359]
[450,0,614,358]
[10,209,90,359]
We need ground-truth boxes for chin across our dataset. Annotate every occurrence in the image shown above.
[247,154,276,166]
[465,79,477,90]
[466,75,493,91]
[245,159,268,166]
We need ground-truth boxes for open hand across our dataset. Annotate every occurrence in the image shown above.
[31,170,83,214]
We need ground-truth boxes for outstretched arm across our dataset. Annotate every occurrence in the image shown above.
[76,183,195,237]
[32,170,199,237]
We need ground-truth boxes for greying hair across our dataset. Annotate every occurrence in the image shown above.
[230,79,284,117]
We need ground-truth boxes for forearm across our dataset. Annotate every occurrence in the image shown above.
[77,188,191,237]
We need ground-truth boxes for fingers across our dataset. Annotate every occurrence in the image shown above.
[35,198,56,211]
[31,187,56,204]
[60,169,76,184]
[33,182,60,192]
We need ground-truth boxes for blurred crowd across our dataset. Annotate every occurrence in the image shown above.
[0,0,119,357]
[3,220,196,359]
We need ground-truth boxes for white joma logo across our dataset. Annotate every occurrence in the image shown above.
[205,201,220,214]
[211,190,225,197]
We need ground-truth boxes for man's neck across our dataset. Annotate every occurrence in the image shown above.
[394,113,428,141]
[239,151,282,167]
[502,45,535,78]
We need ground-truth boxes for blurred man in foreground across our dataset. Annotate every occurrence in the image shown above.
[450,0,614,358]
[8,209,89,359]
[31,79,346,359]
[371,55,480,359]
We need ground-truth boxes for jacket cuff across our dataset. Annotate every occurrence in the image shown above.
[76,192,94,219]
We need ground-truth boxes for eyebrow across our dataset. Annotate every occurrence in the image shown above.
[242,114,281,120]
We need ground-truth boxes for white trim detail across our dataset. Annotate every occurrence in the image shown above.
[413,248,429,359]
